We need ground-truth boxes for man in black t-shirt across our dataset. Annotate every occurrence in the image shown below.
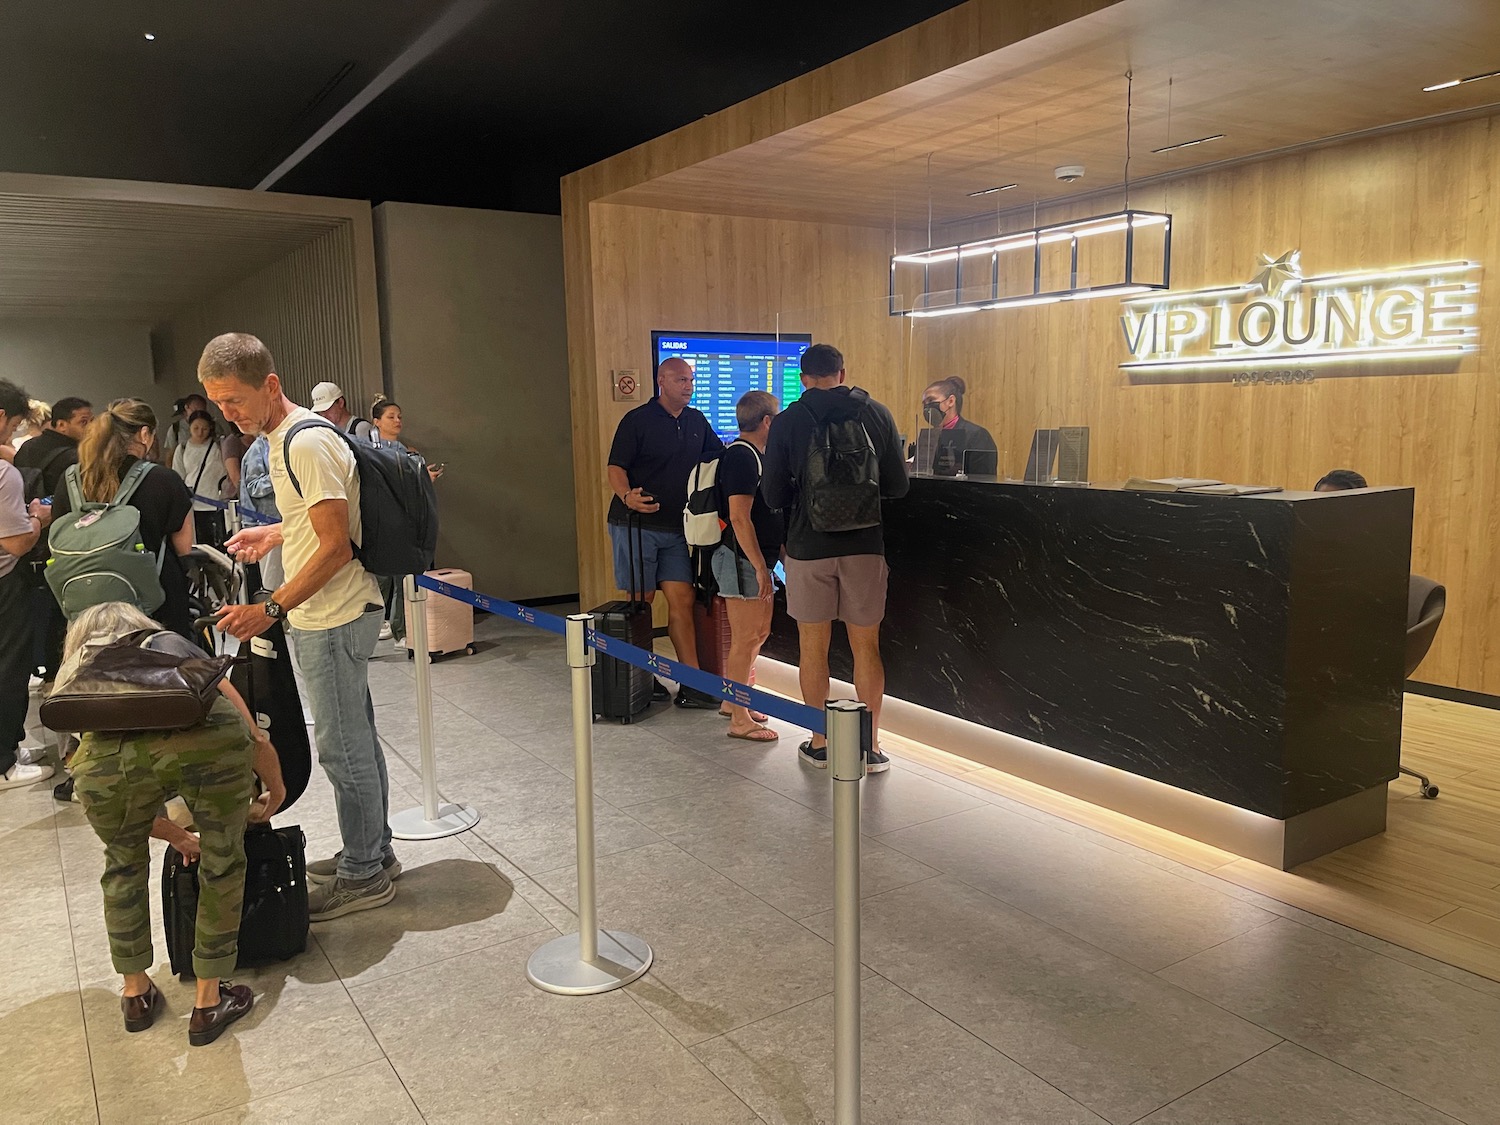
[606,357,724,708]
[14,397,92,498]
[713,391,784,741]
[762,343,909,772]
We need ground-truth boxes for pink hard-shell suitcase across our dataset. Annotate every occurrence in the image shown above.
[405,568,476,660]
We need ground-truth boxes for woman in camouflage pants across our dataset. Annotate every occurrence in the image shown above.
[63,602,285,1046]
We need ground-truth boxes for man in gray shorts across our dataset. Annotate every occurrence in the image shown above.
[761,343,909,771]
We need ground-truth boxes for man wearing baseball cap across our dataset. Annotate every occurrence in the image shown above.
[309,382,375,443]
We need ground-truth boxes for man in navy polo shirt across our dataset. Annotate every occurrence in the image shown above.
[606,356,723,709]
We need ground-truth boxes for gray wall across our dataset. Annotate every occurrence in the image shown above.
[151,223,380,410]
[373,202,576,601]
[0,317,164,420]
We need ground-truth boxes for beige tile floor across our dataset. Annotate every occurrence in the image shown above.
[4,613,1499,1124]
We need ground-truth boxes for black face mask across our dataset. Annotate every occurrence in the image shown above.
[922,402,945,428]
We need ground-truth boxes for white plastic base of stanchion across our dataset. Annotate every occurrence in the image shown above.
[526,930,653,995]
[390,802,481,840]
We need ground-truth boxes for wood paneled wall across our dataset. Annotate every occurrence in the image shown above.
[570,113,1500,694]
[569,202,908,611]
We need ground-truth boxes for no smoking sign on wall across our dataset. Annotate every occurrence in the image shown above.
[612,368,644,403]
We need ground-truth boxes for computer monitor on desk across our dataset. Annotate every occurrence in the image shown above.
[962,448,999,477]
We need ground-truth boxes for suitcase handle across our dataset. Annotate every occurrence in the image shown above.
[627,511,646,603]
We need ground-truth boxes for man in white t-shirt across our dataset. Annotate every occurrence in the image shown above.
[202,334,398,922]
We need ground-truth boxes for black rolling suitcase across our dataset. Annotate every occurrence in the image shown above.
[592,515,654,723]
[163,824,309,978]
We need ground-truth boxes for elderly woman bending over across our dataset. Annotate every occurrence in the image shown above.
[62,602,285,1046]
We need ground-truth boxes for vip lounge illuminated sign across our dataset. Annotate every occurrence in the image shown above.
[1118,251,1480,374]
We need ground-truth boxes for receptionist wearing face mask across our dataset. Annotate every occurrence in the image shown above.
[920,377,997,477]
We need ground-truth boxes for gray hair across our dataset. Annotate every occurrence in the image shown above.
[62,602,162,662]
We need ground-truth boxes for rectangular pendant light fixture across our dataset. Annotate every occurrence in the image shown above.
[890,208,1172,318]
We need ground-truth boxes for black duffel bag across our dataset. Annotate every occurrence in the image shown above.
[162,823,309,979]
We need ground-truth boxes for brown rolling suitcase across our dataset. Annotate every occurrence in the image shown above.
[695,595,731,676]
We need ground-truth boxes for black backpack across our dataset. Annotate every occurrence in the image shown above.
[282,419,437,577]
[801,389,881,533]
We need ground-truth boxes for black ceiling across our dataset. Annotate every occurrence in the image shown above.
[4,1,967,214]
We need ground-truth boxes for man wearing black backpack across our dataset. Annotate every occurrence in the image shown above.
[761,343,909,772]
[200,333,401,923]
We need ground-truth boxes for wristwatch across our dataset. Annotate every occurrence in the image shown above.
[263,598,285,621]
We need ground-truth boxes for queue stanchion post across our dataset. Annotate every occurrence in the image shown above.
[828,699,869,1125]
[390,574,482,840]
[526,613,653,994]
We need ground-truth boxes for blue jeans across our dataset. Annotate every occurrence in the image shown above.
[290,607,391,880]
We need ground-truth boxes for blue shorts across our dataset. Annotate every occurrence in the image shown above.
[609,524,693,592]
[711,544,761,600]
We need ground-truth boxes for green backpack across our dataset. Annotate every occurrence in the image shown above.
[46,462,167,619]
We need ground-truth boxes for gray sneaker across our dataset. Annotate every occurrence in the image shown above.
[307,850,402,886]
[308,871,395,921]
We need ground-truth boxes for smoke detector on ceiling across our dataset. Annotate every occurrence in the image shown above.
[1054,165,1085,183]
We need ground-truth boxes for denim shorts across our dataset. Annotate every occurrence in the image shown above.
[609,524,693,592]
[711,544,761,600]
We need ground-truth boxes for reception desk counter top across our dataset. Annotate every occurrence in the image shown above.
[763,476,1414,866]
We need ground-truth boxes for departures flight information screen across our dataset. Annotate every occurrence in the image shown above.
[653,331,812,440]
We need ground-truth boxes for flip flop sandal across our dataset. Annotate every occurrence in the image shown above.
[720,709,770,723]
[727,726,780,743]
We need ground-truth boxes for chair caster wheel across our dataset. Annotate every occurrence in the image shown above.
[1421,785,1439,799]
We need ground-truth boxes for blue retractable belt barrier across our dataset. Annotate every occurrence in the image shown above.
[416,573,825,735]
[191,494,280,526]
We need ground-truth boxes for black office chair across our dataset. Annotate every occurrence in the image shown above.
[1402,574,1446,798]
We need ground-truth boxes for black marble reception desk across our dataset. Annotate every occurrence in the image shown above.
[764,477,1413,863]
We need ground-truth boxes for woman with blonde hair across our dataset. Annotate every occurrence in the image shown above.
[61,600,284,1044]
[50,398,197,637]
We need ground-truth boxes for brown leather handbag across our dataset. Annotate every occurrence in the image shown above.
[40,629,239,733]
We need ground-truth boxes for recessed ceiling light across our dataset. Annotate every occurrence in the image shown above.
[1423,67,1500,92]
[1150,133,1225,155]
[143,32,156,41]
[967,183,1018,198]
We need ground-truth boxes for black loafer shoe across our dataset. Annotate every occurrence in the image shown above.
[188,982,254,1046]
[122,982,162,1033]
[651,680,671,702]
[673,686,719,710]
